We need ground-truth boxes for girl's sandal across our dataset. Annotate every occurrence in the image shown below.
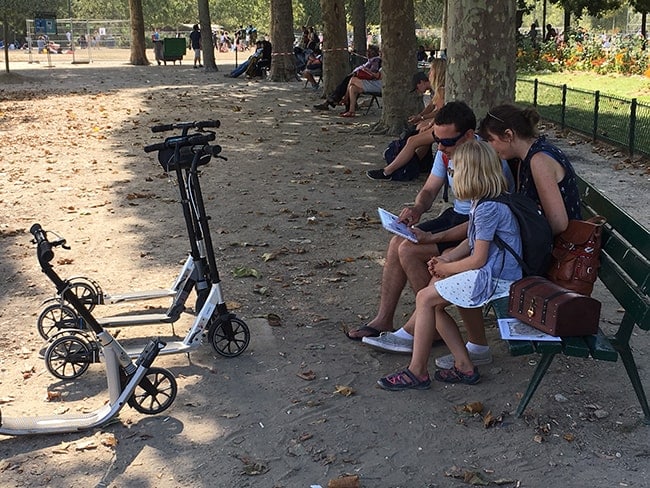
[340,112,356,118]
[377,368,431,391]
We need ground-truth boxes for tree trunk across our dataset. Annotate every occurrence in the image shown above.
[378,0,418,136]
[3,16,9,73]
[320,0,349,96]
[446,0,516,121]
[269,0,296,81]
[350,0,367,68]
[440,0,448,51]
[198,0,217,71]
[128,0,149,65]
[562,8,571,42]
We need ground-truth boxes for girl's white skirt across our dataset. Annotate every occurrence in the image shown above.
[434,269,513,308]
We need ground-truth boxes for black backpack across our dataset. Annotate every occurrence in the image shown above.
[479,193,553,276]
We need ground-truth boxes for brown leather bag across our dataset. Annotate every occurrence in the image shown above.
[508,276,601,336]
[546,216,606,296]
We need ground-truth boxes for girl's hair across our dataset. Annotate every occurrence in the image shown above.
[367,44,380,57]
[477,103,540,140]
[428,58,446,90]
[453,140,508,200]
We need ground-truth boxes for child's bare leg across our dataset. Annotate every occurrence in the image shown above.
[408,286,446,378]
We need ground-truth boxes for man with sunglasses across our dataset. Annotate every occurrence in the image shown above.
[350,101,514,368]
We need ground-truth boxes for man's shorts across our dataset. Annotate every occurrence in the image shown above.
[416,207,469,253]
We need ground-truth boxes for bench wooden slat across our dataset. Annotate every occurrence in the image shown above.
[559,336,591,358]
[578,178,650,257]
[600,229,650,294]
[599,254,650,330]
[585,329,619,361]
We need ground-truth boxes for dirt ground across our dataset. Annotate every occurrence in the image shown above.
[1,48,650,488]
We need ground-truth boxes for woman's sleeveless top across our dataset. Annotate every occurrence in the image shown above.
[518,136,582,220]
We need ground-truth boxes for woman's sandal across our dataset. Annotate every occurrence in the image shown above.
[377,368,431,391]
[434,366,481,385]
[340,111,355,118]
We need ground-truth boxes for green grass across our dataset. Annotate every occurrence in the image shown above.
[518,72,650,104]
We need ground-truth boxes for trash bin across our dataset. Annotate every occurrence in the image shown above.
[162,38,186,65]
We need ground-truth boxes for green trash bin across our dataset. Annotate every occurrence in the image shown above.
[162,38,186,65]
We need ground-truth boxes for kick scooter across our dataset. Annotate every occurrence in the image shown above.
[35,122,224,341]
[0,224,177,436]
[42,122,251,380]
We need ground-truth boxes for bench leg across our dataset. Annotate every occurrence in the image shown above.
[515,351,557,417]
[614,342,650,425]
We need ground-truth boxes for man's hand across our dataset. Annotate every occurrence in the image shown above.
[398,207,421,226]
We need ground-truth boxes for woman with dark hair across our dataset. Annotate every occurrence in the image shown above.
[477,104,582,234]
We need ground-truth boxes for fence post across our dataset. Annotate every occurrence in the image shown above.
[629,98,637,156]
[593,91,599,142]
[533,79,538,106]
[561,84,567,129]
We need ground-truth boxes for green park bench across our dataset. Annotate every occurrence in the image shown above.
[489,175,650,423]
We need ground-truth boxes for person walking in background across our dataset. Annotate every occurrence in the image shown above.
[190,24,202,68]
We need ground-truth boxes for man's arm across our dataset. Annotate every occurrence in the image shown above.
[398,173,445,225]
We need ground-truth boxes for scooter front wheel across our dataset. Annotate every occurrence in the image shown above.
[45,334,95,380]
[128,367,177,415]
[208,316,250,357]
[37,303,81,341]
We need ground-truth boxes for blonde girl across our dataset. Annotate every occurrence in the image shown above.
[378,140,523,390]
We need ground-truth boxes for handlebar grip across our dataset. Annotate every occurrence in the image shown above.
[188,133,215,145]
[144,142,167,153]
[196,120,220,129]
[30,223,54,264]
[151,124,175,133]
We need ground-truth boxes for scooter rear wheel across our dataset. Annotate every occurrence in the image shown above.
[45,335,94,380]
[66,279,99,312]
[37,303,81,341]
[208,316,250,357]
[128,367,177,415]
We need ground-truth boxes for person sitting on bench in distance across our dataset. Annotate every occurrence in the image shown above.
[302,47,323,88]
[313,45,381,111]
[338,66,382,117]
[367,59,446,180]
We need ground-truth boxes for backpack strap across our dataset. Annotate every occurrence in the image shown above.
[477,197,531,275]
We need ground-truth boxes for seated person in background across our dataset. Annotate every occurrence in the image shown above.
[302,48,323,88]
[339,66,382,117]
[367,59,446,180]
[245,39,272,78]
[314,45,381,110]
[416,45,427,62]
[226,40,263,78]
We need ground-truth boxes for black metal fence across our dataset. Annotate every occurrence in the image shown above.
[516,78,650,158]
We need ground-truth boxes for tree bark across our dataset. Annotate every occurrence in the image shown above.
[446,0,516,121]
[320,0,349,96]
[198,0,217,71]
[128,0,149,65]
[269,0,297,81]
[378,0,418,136]
[350,0,367,68]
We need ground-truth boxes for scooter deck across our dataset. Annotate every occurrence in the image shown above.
[0,404,113,435]
[97,312,176,327]
[123,340,192,358]
[103,288,177,304]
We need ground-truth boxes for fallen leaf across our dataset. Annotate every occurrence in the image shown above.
[267,313,282,326]
[232,266,261,278]
[297,370,316,381]
[334,385,354,397]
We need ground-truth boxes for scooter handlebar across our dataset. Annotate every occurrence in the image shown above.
[150,120,220,133]
[30,223,54,264]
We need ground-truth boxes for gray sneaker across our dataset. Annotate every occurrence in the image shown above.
[362,332,413,354]
[435,349,493,369]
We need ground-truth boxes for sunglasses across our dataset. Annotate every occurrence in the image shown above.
[433,131,466,147]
